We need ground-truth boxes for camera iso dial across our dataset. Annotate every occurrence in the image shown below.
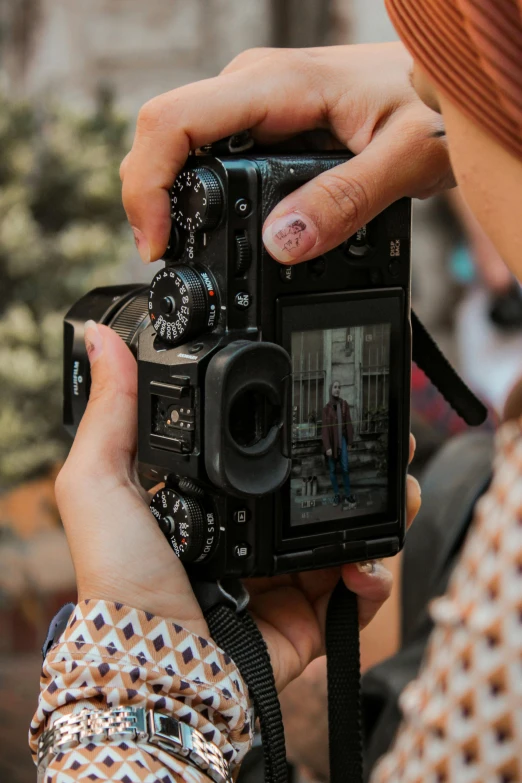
[170,168,223,232]
[149,264,217,345]
[150,487,217,563]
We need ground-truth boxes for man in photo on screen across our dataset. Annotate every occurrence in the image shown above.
[322,380,357,511]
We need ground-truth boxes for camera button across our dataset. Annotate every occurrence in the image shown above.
[349,224,369,247]
[346,242,373,259]
[344,224,375,260]
[233,508,250,524]
[235,198,252,217]
[279,265,294,283]
[233,542,251,559]
[234,232,252,275]
[234,291,252,310]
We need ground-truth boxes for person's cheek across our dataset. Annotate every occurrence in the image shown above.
[439,94,522,281]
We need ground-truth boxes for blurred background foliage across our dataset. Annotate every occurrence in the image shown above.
[0,89,132,489]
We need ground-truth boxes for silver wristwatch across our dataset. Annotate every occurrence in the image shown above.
[37,706,232,783]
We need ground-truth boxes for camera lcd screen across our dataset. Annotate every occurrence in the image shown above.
[290,323,391,527]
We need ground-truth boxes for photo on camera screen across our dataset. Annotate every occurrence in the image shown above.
[290,323,390,526]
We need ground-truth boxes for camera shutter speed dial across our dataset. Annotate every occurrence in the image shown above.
[170,168,223,232]
[150,488,216,563]
[149,265,217,345]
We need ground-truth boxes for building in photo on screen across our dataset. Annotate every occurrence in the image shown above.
[290,324,391,526]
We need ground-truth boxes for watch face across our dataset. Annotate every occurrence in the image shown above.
[153,713,182,744]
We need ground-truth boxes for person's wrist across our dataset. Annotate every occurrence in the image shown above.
[76,586,210,636]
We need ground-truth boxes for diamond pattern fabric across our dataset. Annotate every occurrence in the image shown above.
[372,419,522,782]
[30,600,254,781]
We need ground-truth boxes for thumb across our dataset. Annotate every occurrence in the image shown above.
[69,321,138,479]
[262,118,449,264]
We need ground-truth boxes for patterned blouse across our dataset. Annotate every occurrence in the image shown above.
[31,420,522,782]
[29,601,254,782]
[372,420,522,783]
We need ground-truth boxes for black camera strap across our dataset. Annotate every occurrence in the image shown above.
[326,581,363,783]
[411,311,488,426]
[193,578,364,783]
[206,606,288,783]
[192,580,289,783]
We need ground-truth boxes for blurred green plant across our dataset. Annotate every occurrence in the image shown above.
[0,89,132,489]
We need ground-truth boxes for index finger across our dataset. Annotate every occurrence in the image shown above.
[121,61,323,262]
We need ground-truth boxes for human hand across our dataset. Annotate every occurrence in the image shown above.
[121,42,452,264]
[326,448,333,457]
[55,326,421,692]
[54,322,209,637]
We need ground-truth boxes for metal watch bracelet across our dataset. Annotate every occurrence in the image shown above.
[37,706,232,783]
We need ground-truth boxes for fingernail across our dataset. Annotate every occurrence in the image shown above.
[132,226,150,263]
[356,560,377,574]
[263,211,318,263]
[84,320,103,365]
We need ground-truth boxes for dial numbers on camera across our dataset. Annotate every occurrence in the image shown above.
[148,265,217,345]
[150,487,216,563]
[170,168,223,232]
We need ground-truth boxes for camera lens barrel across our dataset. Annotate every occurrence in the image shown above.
[148,264,217,345]
[109,291,150,350]
[63,285,150,437]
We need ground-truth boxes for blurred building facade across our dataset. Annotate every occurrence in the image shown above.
[0,0,360,116]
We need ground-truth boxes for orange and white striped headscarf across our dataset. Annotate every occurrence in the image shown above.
[386,0,522,161]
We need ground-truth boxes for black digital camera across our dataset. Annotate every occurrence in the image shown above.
[64,138,412,580]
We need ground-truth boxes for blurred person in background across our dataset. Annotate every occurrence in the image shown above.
[450,189,522,412]
[26,2,522,783]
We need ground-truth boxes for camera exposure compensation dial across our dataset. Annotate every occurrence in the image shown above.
[150,488,216,564]
[170,168,223,232]
[149,264,217,345]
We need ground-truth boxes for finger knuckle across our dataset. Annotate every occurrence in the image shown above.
[222,47,273,72]
[316,172,371,229]
[121,176,141,214]
[136,99,160,134]
[136,96,173,137]
[270,47,311,74]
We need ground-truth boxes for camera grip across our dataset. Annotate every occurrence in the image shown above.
[204,341,291,497]
[256,154,352,220]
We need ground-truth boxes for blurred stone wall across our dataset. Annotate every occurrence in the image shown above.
[0,0,271,115]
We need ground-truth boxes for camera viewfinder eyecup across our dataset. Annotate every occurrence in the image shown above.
[205,341,291,497]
